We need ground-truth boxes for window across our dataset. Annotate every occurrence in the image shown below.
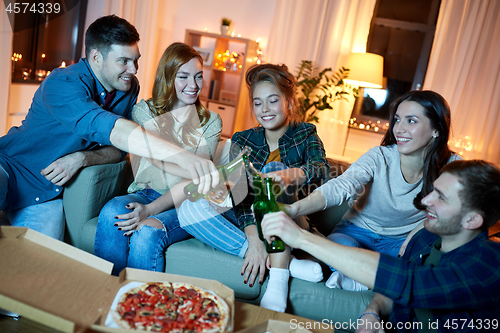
[350,0,441,130]
[10,0,88,83]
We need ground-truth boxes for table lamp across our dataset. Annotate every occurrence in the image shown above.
[343,52,384,88]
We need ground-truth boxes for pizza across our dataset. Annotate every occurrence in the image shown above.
[111,282,229,332]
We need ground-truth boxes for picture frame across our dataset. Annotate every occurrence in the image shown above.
[193,46,214,66]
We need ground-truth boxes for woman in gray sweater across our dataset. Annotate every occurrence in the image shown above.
[282,90,461,291]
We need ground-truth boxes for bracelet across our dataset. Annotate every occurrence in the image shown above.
[358,312,381,321]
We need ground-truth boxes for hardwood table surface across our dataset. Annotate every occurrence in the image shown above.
[0,301,334,332]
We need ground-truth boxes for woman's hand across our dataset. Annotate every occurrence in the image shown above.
[115,202,151,236]
[241,226,268,287]
[263,168,306,189]
[276,202,298,219]
[399,220,425,257]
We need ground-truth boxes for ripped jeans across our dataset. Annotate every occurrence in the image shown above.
[94,188,191,275]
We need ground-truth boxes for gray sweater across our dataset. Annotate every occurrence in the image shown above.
[127,99,222,195]
[316,145,461,238]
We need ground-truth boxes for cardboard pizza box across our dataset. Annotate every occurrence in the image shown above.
[93,267,235,332]
[235,319,313,333]
[0,226,235,332]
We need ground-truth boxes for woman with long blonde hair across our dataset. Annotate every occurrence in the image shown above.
[94,42,222,275]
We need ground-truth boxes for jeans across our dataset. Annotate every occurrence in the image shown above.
[7,199,65,240]
[178,162,305,258]
[327,220,405,262]
[94,188,191,276]
[1,163,65,240]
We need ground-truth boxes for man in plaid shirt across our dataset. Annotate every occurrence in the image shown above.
[261,159,500,332]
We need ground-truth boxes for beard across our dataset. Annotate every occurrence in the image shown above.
[424,212,463,236]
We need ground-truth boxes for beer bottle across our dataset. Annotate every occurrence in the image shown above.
[183,146,252,202]
[252,175,267,242]
[261,177,286,253]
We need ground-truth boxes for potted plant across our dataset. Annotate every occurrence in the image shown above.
[296,60,358,123]
[221,18,232,35]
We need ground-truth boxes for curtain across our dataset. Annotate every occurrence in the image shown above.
[85,0,180,101]
[0,9,13,135]
[424,0,500,165]
[266,0,376,157]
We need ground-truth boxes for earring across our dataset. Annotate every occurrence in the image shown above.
[433,135,438,138]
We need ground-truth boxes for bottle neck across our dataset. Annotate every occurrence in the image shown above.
[225,154,245,173]
[265,180,276,202]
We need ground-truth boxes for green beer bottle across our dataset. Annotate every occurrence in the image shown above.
[184,146,252,202]
[252,175,267,242]
[261,177,286,253]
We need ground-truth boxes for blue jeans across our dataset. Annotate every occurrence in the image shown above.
[327,220,405,262]
[178,162,305,257]
[1,163,65,240]
[94,188,191,275]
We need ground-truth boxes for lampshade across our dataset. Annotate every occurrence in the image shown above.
[343,52,384,88]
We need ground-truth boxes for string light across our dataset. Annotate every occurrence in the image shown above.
[215,50,243,71]
[349,117,390,133]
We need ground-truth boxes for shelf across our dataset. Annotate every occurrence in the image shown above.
[186,29,259,135]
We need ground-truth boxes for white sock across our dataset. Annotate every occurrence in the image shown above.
[325,271,368,291]
[289,258,323,282]
[339,274,369,291]
[325,271,342,289]
[260,268,289,312]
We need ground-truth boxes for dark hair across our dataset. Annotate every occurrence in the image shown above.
[381,90,453,209]
[147,42,209,148]
[85,15,140,59]
[245,63,301,124]
[440,160,500,230]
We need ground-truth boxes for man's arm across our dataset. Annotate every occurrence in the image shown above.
[356,293,393,333]
[109,118,219,194]
[41,145,122,186]
[261,211,380,288]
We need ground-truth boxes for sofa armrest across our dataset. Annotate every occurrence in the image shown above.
[63,160,131,249]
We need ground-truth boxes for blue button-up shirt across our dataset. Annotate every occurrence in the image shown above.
[375,229,500,332]
[0,58,139,210]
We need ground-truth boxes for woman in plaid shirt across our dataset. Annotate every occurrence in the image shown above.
[178,63,329,312]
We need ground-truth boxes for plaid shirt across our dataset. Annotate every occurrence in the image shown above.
[374,229,500,332]
[229,122,329,229]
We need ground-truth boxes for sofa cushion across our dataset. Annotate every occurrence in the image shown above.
[165,238,262,300]
[63,160,131,248]
[288,278,374,331]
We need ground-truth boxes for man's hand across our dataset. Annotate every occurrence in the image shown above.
[41,151,85,186]
[355,293,393,333]
[261,211,305,249]
[355,313,385,333]
[177,153,220,195]
[115,202,150,236]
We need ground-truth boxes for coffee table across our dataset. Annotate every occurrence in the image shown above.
[0,301,334,332]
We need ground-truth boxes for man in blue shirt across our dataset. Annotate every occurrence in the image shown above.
[0,15,218,240]
[262,160,500,332]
